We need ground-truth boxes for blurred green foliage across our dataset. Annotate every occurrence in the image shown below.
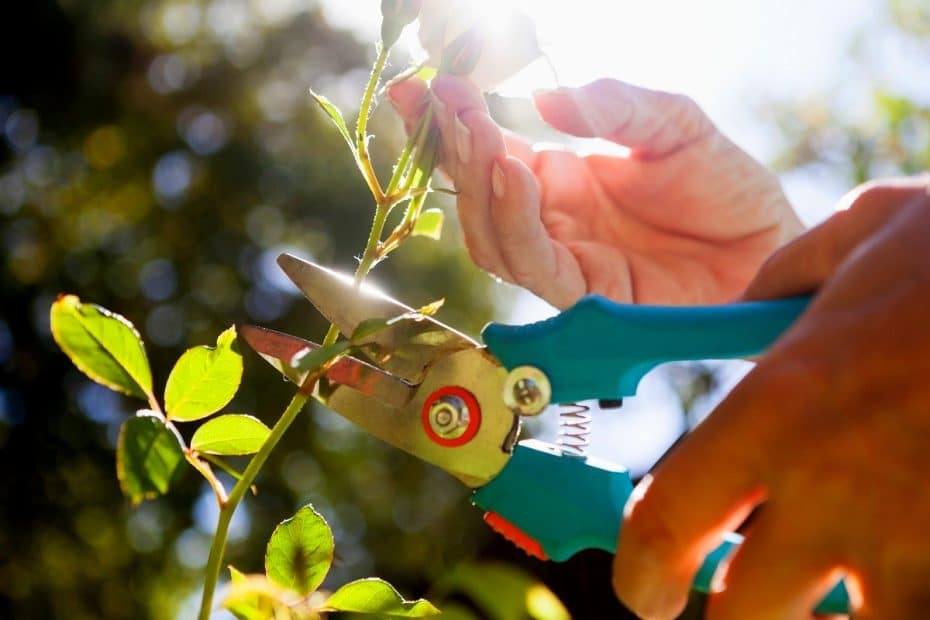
[0,1,501,618]
[767,1,930,183]
[2,0,927,619]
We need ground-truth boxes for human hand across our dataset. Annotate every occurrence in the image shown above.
[613,177,930,619]
[388,75,803,308]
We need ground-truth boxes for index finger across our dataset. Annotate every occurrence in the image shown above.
[613,362,786,618]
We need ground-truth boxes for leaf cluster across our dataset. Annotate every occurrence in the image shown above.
[225,504,439,619]
[51,295,266,506]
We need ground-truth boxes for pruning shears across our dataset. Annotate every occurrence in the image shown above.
[241,253,850,615]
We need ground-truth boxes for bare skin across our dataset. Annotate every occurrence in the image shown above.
[391,75,930,618]
[613,177,930,619]
[388,75,803,309]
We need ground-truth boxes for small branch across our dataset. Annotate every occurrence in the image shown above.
[200,453,257,495]
[384,108,431,201]
[186,451,229,507]
[354,44,391,203]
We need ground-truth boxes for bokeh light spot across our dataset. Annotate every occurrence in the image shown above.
[4,109,38,151]
[146,304,186,347]
[76,381,128,425]
[178,107,230,156]
[84,126,126,170]
[159,1,202,45]
[244,284,290,322]
[174,528,212,570]
[152,151,193,206]
[193,483,250,541]
[191,264,240,312]
[23,146,60,188]
[254,246,309,295]
[127,503,168,553]
[147,54,190,95]
[139,259,178,302]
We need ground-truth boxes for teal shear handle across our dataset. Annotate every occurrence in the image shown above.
[473,441,850,615]
[482,295,812,402]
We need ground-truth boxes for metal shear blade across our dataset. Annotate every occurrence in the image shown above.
[277,253,478,384]
[238,325,414,409]
[242,324,517,487]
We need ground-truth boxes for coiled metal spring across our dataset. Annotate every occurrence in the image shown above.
[557,402,592,457]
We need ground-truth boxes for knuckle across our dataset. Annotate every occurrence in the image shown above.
[505,263,538,290]
[587,77,623,99]
[621,477,685,558]
[664,93,712,139]
[842,180,886,210]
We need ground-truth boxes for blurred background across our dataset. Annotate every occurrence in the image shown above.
[0,0,927,618]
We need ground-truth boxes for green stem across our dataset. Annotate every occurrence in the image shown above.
[195,38,406,620]
[201,453,247,484]
[321,201,391,347]
[385,108,430,200]
[357,43,389,153]
[355,45,391,203]
[196,390,310,620]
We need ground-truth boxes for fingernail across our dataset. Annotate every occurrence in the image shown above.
[491,161,505,200]
[454,114,472,163]
[588,90,634,138]
[540,86,628,138]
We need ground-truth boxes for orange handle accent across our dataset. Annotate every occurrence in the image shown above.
[483,511,548,560]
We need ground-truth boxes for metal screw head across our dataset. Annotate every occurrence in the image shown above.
[428,395,471,439]
[502,366,551,416]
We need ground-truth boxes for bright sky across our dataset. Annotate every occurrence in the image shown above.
[318,0,886,474]
[324,0,885,220]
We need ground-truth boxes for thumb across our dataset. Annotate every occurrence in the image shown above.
[533,78,713,158]
[742,179,929,301]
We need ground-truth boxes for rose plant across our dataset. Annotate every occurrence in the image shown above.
[50,2,545,618]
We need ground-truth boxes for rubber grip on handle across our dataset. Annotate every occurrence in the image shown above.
[482,295,811,403]
[473,441,848,615]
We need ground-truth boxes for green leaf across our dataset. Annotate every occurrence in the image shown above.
[412,208,444,240]
[191,414,270,455]
[350,318,393,344]
[290,340,351,372]
[350,298,445,344]
[223,567,293,620]
[265,504,334,596]
[310,89,356,153]
[322,578,440,617]
[291,298,446,373]
[164,326,243,422]
[50,294,153,400]
[116,412,186,506]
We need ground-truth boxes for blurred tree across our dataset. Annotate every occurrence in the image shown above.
[766,0,930,183]
[3,0,926,619]
[0,1,501,618]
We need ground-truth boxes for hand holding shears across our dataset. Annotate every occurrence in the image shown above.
[242,253,849,616]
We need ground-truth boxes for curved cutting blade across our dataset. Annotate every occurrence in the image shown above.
[239,325,414,409]
[277,253,478,383]
[241,324,516,488]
